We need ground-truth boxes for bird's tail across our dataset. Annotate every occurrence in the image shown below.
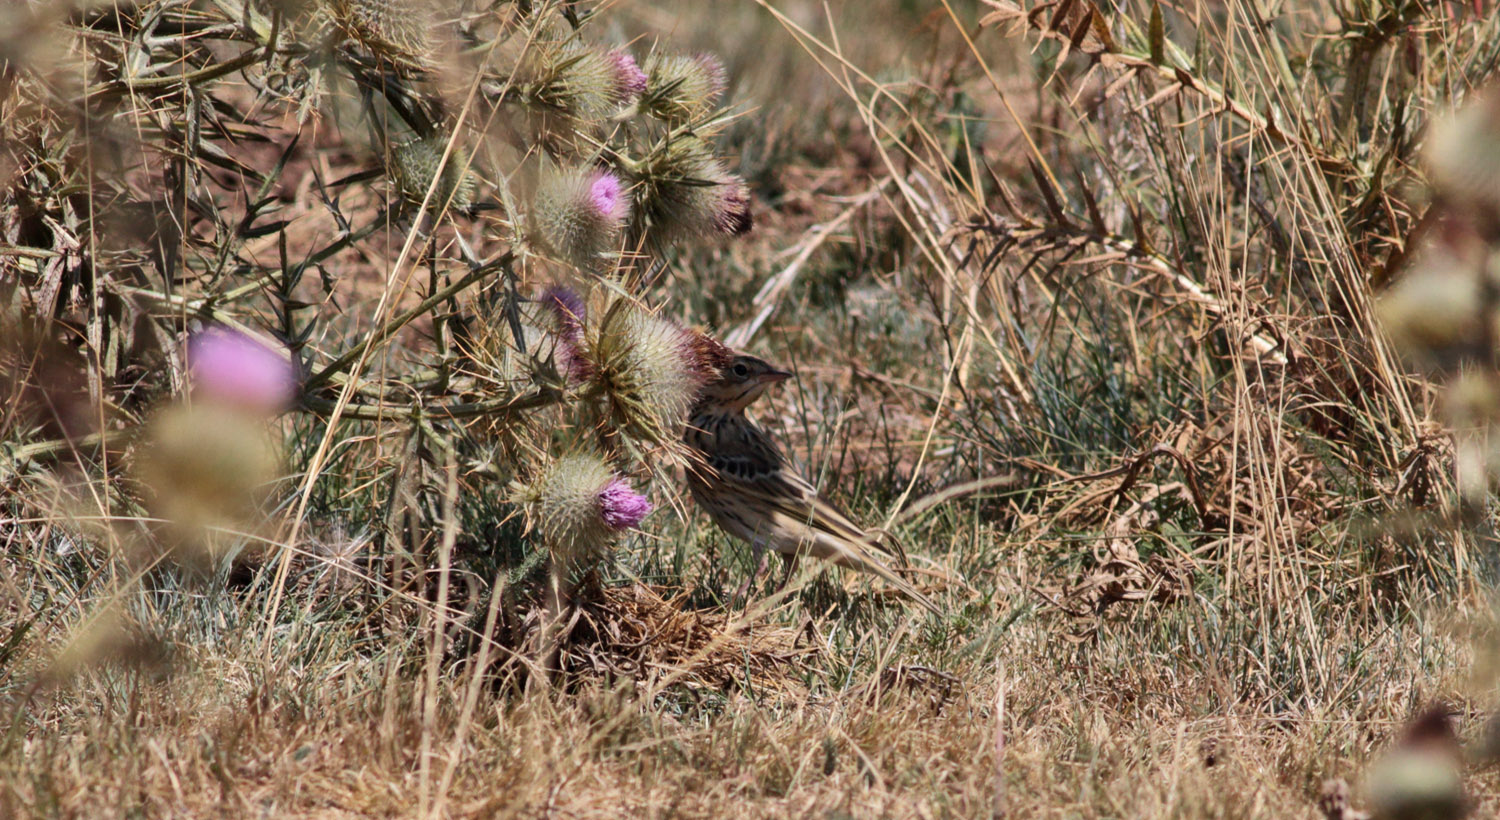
[814,533,943,616]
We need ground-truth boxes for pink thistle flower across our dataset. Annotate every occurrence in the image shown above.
[589,172,628,223]
[599,478,652,530]
[609,50,648,100]
[542,286,586,339]
[187,326,296,413]
[514,453,652,558]
[713,179,753,236]
[531,164,632,270]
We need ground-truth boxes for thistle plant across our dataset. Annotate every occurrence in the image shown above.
[1,0,759,628]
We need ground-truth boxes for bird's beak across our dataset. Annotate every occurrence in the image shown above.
[759,368,792,384]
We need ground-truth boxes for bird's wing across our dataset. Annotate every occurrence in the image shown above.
[707,425,915,569]
[694,421,941,616]
[700,424,867,542]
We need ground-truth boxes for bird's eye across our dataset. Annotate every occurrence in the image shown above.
[731,363,750,378]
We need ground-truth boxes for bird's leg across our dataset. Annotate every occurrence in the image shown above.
[734,540,769,602]
[775,551,798,592]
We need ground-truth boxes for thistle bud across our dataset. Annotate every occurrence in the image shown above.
[632,137,752,244]
[514,453,652,559]
[641,53,727,123]
[134,403,281,569]
[327,0,432,66]
[389,137,475,212]
[531,165,631,270]
[585,301,726,443]
[187,326,297,415]
[528,43,650,123]
[1428,86,1500,233]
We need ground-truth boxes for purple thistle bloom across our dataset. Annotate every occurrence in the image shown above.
[588,172,628,223]
[187,326,296,413]
[691,53,727,99]
[540,286,591,383]
[609,50,648,100]
[541,286,586,340]
[598,478,652,531]
[714,181,753,236]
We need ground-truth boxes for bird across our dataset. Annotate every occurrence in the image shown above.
[683,353,942,615]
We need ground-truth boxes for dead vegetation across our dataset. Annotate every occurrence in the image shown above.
[6,0,1500,817]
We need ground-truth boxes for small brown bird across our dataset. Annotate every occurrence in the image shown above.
[683,353,941,615]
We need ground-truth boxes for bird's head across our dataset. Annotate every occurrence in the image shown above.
[695,354,791,413]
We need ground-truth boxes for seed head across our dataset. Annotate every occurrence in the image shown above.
[187,326,296,414]
[631,137,752,245]
[641,53,726,123]
[328,0,432,66]
[586,302,724,444]
[531,165,631,270]
[514,453,651,559]
[389,137,475,212]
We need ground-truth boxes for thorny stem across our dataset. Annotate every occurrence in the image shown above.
[300,387,564,422]
[303,252,515,394]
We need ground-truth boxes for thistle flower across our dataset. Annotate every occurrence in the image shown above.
[540,286,591,383]
[631,137,752,245]
[531,165,631,269]
[599,478,653,530]
[328,0,432,66]
[585,301,726,443]
[514,453,652,559]
[187,326,296,414]
[608,50,649,102]
[389,137,475,212]
[641,53,726,123]
[527,43,650,122]
[542,286,586,339]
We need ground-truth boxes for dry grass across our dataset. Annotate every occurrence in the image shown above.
[6,0,1500,817]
